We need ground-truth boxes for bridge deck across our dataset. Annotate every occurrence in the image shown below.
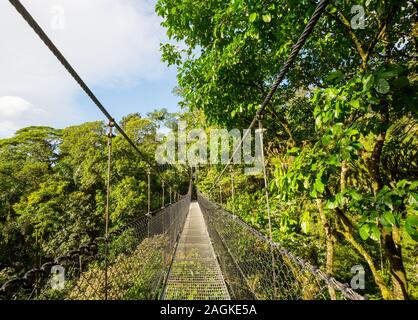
[162,201,230,300]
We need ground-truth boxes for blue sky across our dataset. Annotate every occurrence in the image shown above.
[74,67,181,122]
[0,0,182,137]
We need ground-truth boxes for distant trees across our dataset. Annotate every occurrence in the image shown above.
[0,112,189,278]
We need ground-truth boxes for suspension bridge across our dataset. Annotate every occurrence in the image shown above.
[0,0,366,300]
[0,186,364,300]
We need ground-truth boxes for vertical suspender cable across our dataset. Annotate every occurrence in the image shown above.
[104,121,114,300]
[162,181,165,234]
[258,117,277,297]
[147,167,151,214]
[147,166,151,237]
[162,181,165,208]
[35,229,39,298]
[230,168,235,215]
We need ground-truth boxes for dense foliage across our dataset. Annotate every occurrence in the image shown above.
[0,112,189,281]
[1,0,417,301]
[157,0,418,299]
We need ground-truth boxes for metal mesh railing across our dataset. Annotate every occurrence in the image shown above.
[198,192,365,300]
[0,191,191,300]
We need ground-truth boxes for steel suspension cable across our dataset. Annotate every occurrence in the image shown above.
[258,118,277,297]
[104,122,114,300]
[8,0,180,195]
[209,0,330,192]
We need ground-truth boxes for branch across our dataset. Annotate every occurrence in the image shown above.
[335,212,393,299]
[307,0,367,66]
[266,104,296,147]
[363,6,399,66]
[333,7,368,67]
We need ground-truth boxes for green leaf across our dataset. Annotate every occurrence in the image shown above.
[326,199,337,209]
[314,177,325,194]
[249,13,258,23]
[262,14,272,23]
[346,128,359,137]
[325,155,341,167]
[359,224,370,240]
[349,189,362,201]
[405,216,418,242]
[383,211,396,226]
[407,193,418,207]
[380,70,398,79]
[375,78,390,94]
[335,192,344,206]
[349,99,361,109]
[396,179,409,189]
[378,66,402,79]
[326,70,343,83]
[321,135,332,146]
[363,75,374,91]
[370,224,381,241]
[287,147,300,154]
[300,212,310,234]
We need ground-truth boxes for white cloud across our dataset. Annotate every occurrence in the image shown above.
[0,96,33,117]
[0,0,168,138]
[0,96,49,136]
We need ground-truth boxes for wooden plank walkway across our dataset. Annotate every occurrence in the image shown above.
[162,201,230,300]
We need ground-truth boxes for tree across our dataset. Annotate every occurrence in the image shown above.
[158,0,418,299]
[0,113,190,276]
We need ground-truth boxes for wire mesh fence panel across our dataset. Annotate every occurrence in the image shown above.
[0,192,191,300]
[205,215,256,300]
[198,192,365,301]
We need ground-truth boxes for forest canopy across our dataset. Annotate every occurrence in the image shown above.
[0,112,189,284]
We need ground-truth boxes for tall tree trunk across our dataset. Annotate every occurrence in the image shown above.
[336,209,393,299]
[337,161,394,297]
[316,198,336,300]
[383,227,408,299]
[368,103,408,299]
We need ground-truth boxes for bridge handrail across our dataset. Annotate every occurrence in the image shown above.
[197,191,366,300]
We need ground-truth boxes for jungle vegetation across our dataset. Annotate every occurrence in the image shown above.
[0,0,417,301]
[156,0,418,299]
[0,111,189,286]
